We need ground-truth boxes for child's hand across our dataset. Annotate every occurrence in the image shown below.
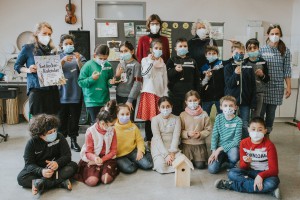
[150,53,156,60]
[205,71,212,78]
[188,131,195,138]
[45,160,58,171]
[208,149,221,164]
[126,102,134,111]
[92,71,100,80]
[115,64,123,77]
[28,65,37,73]
[235,66,241,74]
[74,52,80,61]
[255,69,264,77]
[243,155,252,163]
[175,64,183,72]
[169,152,175,161]
[109,77,116,85]
[254,175,263,191]
[42,168,54,178]
[62,55,73,63]
[193,131,201,139]
[94,156,103,165]
[165,155,173,166]
[136,151,144,161]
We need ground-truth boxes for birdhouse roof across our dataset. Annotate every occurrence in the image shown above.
[172,154,194,170]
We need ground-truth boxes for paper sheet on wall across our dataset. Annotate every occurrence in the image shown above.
[107,40,121,61]
[97,22,118,38]
[34,55,67,87]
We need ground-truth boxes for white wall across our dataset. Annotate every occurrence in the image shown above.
[0,0,296,59]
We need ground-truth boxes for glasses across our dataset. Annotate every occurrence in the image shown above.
[270,24,280,28]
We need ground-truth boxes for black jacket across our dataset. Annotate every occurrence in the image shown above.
[224,59,256,108]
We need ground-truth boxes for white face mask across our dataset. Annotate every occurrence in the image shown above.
[196,28,208,39]
[161,108,172,117]
[223,107,235,116]
[38,35,51,46]
[187,102,199,110]
[150,25,160,34]
[269,35,280,43]
[249,131,264,142]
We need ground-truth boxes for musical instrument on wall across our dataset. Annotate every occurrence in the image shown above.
[65,0,77,24]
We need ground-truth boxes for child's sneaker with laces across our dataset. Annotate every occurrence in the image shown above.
[214,179,232,190]
[272,188,281,199]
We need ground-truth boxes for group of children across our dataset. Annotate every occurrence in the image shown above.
[16,26,280,199]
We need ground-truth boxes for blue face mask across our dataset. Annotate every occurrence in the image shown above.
[207,55,218,63]
[95,58,106,66]
[120,52,132,61]
[233,53,244,62]
[45,131,57,143]
[118,115,130,124]
[177,48,189,56]
[247,51,260,58]
[153,49,163,58]
[63,45,75,54]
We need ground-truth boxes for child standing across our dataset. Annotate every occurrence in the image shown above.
[137,39,168,144]
[167,38,200,116]
[200,45,224,116]
[215,117,280,199]
[17,114,78,196]
[78,44,114,124]
[208,96,242,174]
[75,100,119,186]
[113,41,142,121]
[58,34,86,152]
[151,96,182,174]
[224,41,256,139]
[180,90,212,169]
[245,38,270,117]
[115,104,153,174]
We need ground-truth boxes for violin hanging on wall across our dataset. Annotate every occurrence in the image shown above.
[65,0,77,24]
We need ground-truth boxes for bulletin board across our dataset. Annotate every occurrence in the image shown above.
[94,19,224,70]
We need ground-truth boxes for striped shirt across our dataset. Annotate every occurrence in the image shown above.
[211,114,242,152]
[260,45,291,105]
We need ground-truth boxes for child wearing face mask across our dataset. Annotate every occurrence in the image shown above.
[75,100,119,187]
[112,41,142,121]
[115,104,153,174]
[215,117,280,199]
[137,39,168,145]
[78,44,114,124]
[58,34,87,152]
[208,95,242,174]
[137,14,170,63]
[151,96,182,174]
[180,90,212,169]
[17,114,78,196]
[167,38,200,116]
[224,41,256,139]
[244,39,270,117]
[200,45,224,116]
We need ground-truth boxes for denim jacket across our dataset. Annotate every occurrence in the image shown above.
[14,43,57,95]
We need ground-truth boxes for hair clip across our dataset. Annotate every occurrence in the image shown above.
[104,106,109,112]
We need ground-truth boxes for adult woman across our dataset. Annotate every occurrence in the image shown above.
[14,22,60,117]
[188,19,217,68]
[260,24,291,135]
[136,14,170,63]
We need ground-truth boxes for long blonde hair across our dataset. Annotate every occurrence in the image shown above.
[33,22,56,53]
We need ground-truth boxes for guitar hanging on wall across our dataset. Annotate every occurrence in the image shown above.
[65,0,77,24]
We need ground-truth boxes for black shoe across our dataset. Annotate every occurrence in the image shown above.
[32,179,44,195]
[60,179,72,191]
[214,179,232,190]
[71,137,81,152]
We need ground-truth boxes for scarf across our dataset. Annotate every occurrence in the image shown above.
[148,33,160,38]
[185,105,203,116]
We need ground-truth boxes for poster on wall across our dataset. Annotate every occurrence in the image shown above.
[97,22,118,38]
[135,25,148,48]
[124,22,135,37]
[107,40,121,61]
[34,55,67,87]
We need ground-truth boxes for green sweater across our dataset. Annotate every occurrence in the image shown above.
[78,60,113,107]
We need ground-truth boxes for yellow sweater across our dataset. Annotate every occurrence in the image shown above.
[115,120,145,157]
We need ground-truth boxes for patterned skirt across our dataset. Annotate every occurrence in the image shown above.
[136,92,160,121]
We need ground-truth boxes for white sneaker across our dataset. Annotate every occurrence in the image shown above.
[272,188,281,199]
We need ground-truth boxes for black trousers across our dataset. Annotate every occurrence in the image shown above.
[86,106,103,124]
[58,103,82,137]
[116,95,137,122]
[168,92,184,116]
[17,161,78,189]
[29,88,60,116]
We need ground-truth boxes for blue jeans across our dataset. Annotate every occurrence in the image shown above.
[260,103,277,134]
[208,147,239,174]
[202,101,221,116]
[116,148,153,174]
[228,168,280,193]
[238,106,250,139]
[86,106,103,124]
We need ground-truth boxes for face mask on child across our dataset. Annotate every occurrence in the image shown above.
[63,45,75,54]
[269,35,280,43]
[177,48,189,56]
[150,25,160,34]
[233,53,244,62]
[249,131,264,142]
[120,52,132,61]
[207,55,218,63]
[223,107,235,116]
[45,131,57,142]
[196,28,208,39]
[161,108,172,117]
[38,35,51,46]
[95,58,106,66]
[119,115,130,124]
[187,102,199,110]
[153,49,163,58]
[247,51,260,58]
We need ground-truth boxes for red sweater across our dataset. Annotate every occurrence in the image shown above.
[85,123,117,163]
[137,35,170,63]
[240,137,278,179]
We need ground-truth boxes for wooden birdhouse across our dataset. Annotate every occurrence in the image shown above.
[172,154,194,187]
